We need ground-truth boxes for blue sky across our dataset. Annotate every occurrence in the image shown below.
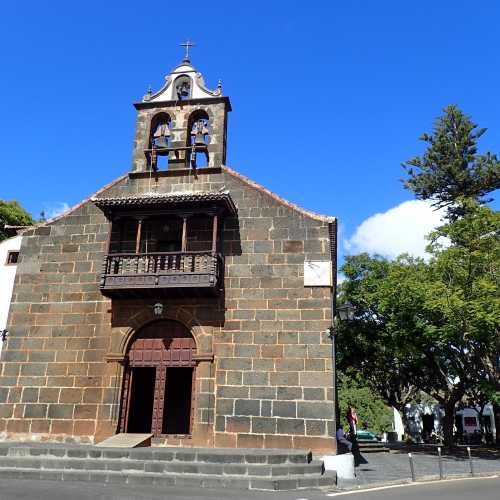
[1,1,499,262]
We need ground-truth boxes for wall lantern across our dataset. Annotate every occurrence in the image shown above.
[336,301,356,322]
[153,303,164,316]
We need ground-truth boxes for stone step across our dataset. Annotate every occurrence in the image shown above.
[0,456,325,477]
[357,442,390,453]
[0,443,331,490]
[96,433,153,448]
[0,444,311,465]
[0,467,337,491]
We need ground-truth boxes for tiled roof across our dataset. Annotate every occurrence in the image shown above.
[92,191,237,215]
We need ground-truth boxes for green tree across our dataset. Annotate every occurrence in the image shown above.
[0,200,34,240]
[402,105,500,220]
[339,205,499,446]
[337,254,420,415]
[337,371,393,434]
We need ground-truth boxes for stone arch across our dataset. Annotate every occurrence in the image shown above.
[115,305,212,359]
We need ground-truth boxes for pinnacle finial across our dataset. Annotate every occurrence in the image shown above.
[180,39,196,62]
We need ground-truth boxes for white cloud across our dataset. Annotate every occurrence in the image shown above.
[344,200,445,259]
[44,202,70,219]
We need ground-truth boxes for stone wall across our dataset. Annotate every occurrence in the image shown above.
[0,167,335,452]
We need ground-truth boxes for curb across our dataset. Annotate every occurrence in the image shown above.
[331,471,500,494]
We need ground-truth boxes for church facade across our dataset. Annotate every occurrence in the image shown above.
[0,54,338,452]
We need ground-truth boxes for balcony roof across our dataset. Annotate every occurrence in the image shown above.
[91,191,237,216]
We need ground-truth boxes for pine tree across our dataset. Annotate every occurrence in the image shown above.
[402,105,500,219]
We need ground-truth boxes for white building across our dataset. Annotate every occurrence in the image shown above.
[393,402,497,443]
[0,235,22,355]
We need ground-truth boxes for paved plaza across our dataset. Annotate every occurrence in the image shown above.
[347,449,500,488]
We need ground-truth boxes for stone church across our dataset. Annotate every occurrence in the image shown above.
[0,51,338,452]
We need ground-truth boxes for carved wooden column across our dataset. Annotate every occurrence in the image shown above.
[135,218,143,254]
[181,216,188,252]
[211,214,218,253]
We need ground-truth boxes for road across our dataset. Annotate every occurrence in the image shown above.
[0,477,498,500]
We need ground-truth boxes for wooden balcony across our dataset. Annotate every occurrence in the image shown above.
[100,251,223,297]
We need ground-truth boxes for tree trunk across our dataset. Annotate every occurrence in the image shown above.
[442,401,456,447]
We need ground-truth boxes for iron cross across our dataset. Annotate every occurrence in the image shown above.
[180,40,196,61]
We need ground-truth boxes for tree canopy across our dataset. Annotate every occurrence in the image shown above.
[402,105,500,219]
[0,200,34,240]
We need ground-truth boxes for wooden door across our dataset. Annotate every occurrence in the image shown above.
[119,320,196,436]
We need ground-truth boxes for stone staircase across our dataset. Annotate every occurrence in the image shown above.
[0,443,336,491]
[357,439,390,453]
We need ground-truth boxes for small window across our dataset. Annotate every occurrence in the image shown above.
[6,251,19,265]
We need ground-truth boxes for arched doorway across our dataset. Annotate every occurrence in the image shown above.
[119,320,196,436]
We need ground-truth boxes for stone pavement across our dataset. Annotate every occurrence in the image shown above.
[341,449,500,489]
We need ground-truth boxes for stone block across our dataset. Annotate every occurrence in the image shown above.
[21,387,39,403]
[270,372,299,386]
[226,416,250,433]
[253,332,277,345]
[234,399,260,416]
[219,359,252,371]
[251,417,277,434]
[261,400,272,417]
[297,402,333,419]
[249,386,276,400]
[299,371,331,387]
[276,418,305,435]
[60,388,83,404]
[215,399,234,415]
[272,401,297,418]
[24,404,48,418]
[28,351,55,363]
[305,359,326,371]
[237,433,264,449]
[39,388,61,403]
[283,345,307,358]
[226,371,242,385]
[303,388,325,401]
[20,363,47,376]
[306,419,326,436]
[217,386,248,399]
[242,372,268,386]
[277,386,302,400]
[47,404,74,419]
[0,404,13,418]
[260,345,283,358]
[275,358,304,371]
[74,404,97,419]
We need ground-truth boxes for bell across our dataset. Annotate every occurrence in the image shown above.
[154,137,168,148]
[194,132,206,146]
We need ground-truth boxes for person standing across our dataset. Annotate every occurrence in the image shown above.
[346,406,358,437]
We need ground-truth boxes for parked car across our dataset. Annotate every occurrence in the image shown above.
[356,430,380,441]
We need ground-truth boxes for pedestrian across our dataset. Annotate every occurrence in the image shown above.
[346,406,358,437]
[336,424,352,454]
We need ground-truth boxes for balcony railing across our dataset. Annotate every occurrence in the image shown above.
[100,251,222,295]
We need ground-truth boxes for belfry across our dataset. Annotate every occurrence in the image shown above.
[1,46,338,454]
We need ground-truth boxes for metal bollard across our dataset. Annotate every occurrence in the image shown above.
[437,446,444,479]
[467,447,475,477]
[408,452,416,482]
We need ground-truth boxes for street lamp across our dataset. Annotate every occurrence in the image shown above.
[328,300,356,452]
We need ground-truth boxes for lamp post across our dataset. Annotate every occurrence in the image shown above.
[328,301,355,452]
